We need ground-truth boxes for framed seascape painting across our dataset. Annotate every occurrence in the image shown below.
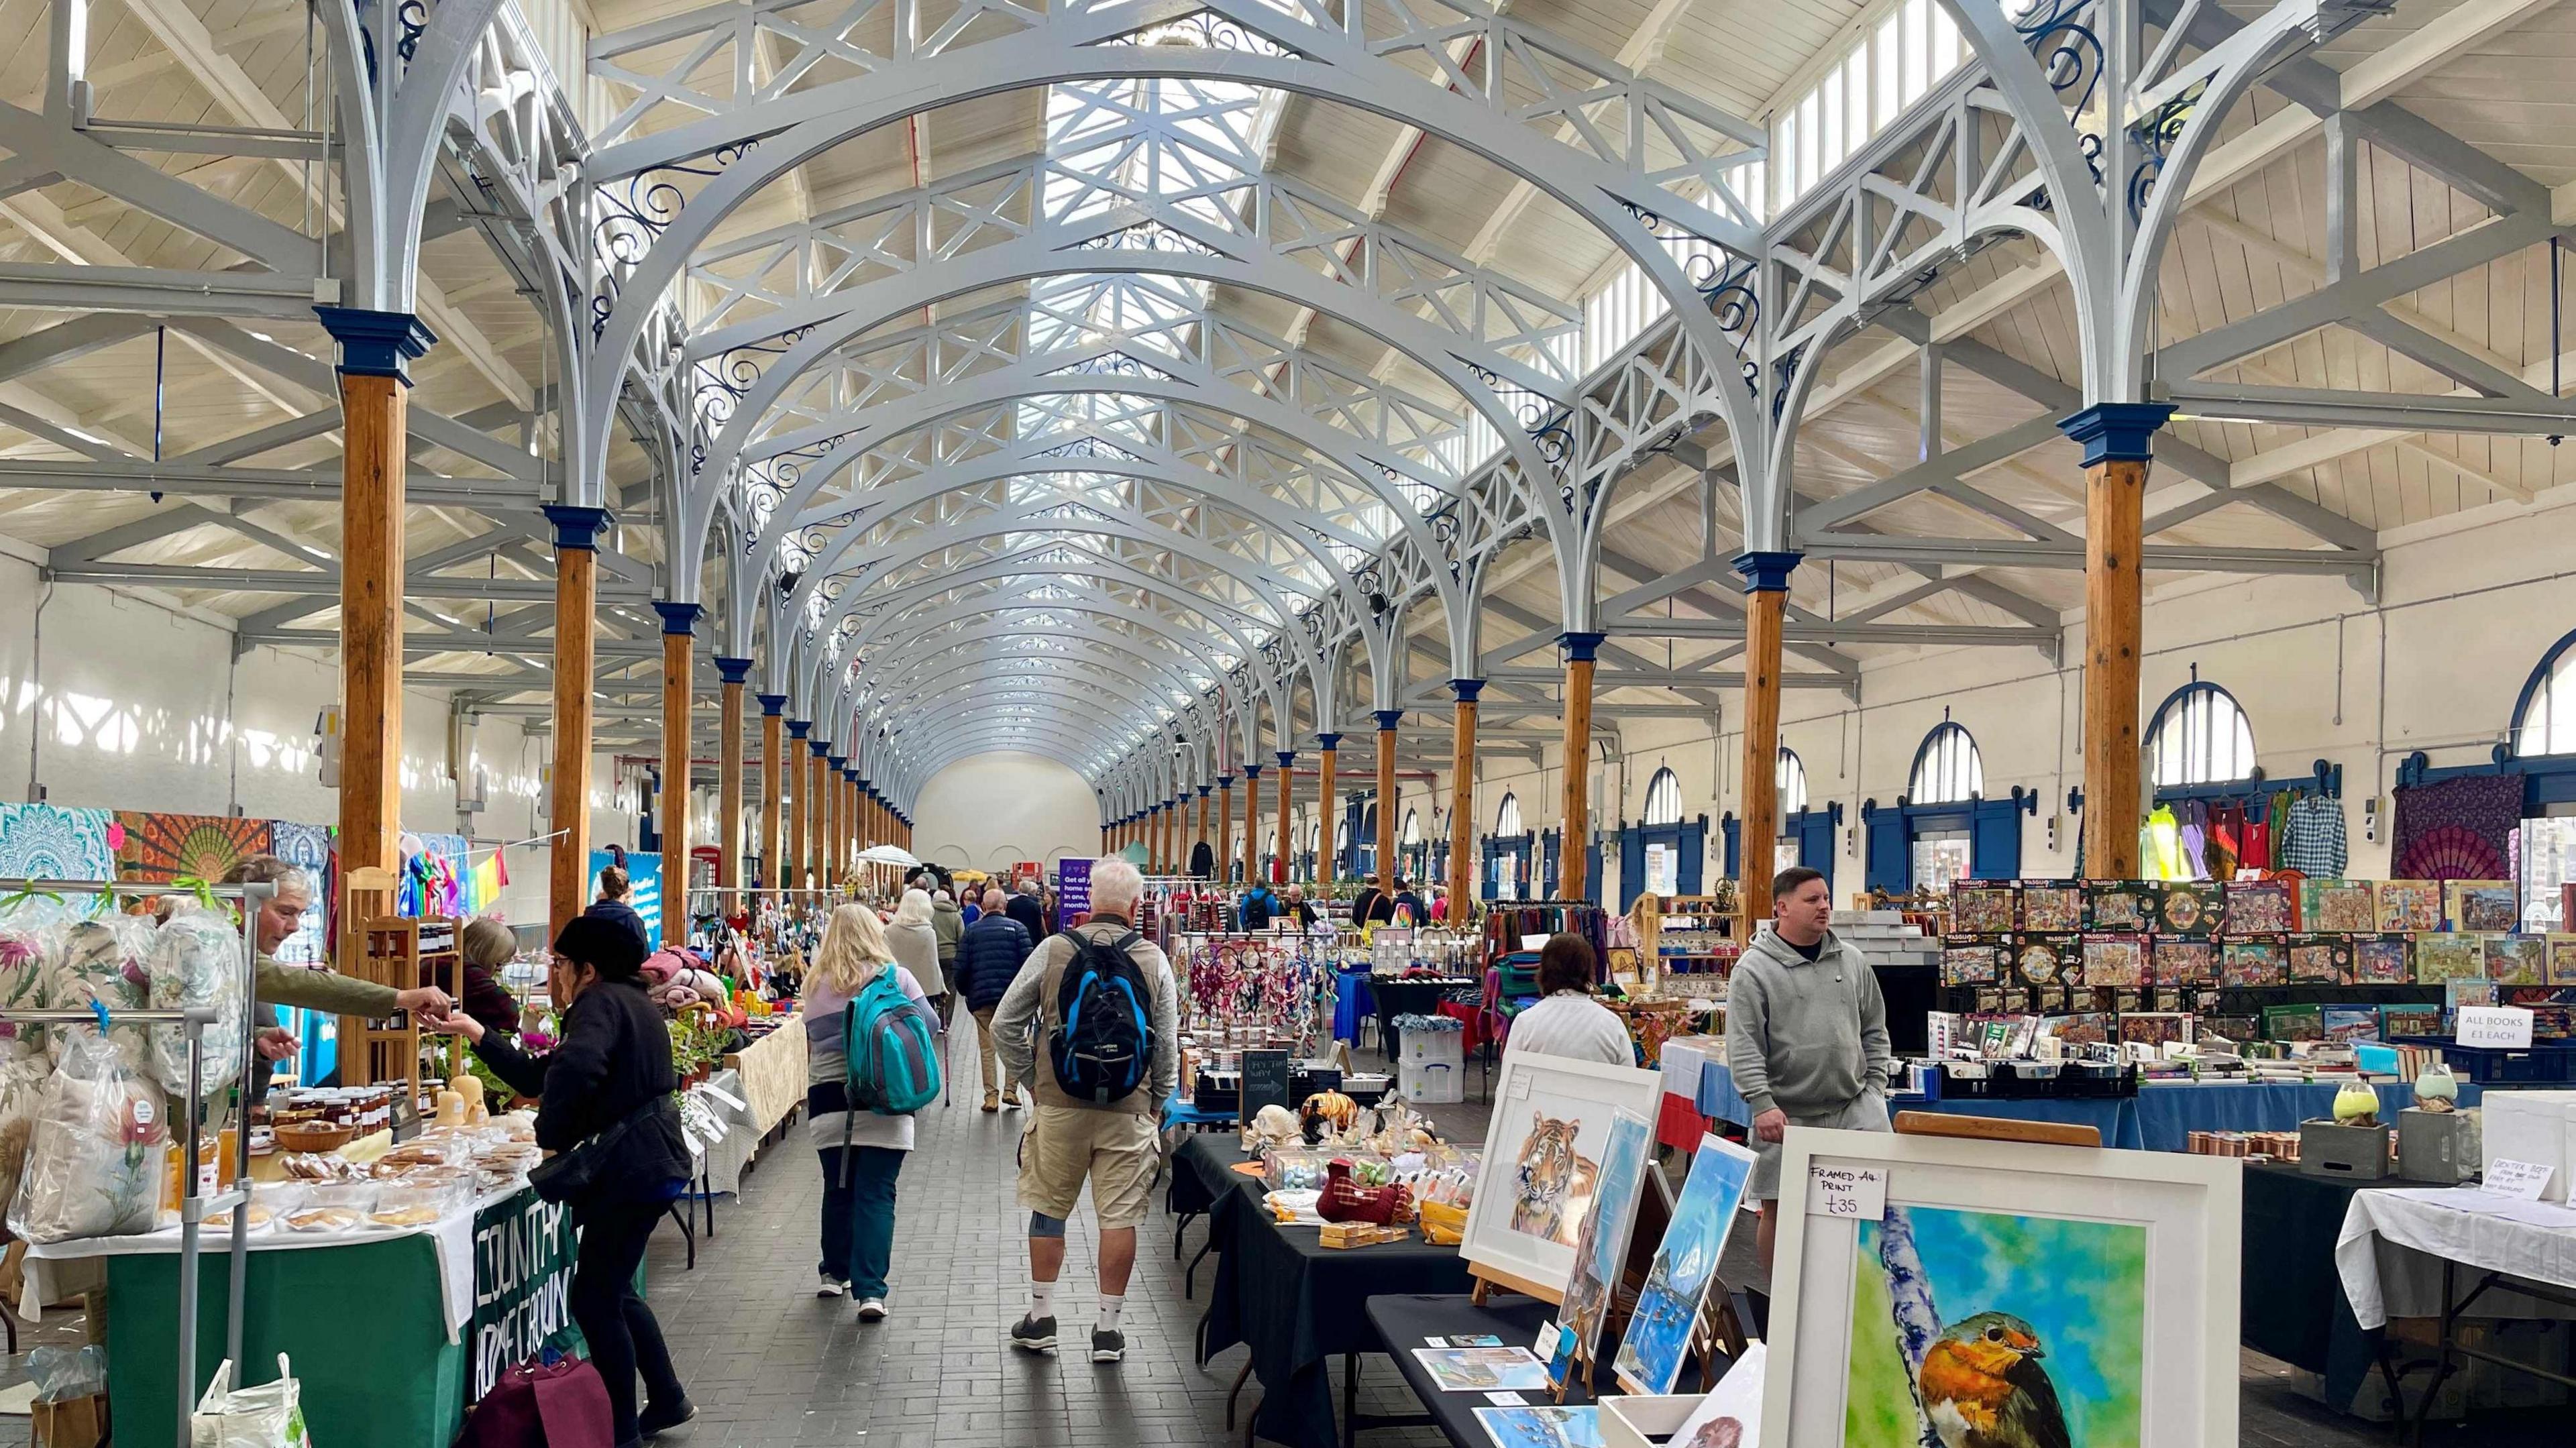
[1559,1110,1661,1375]
[1464,1054,1665,1298]
[1759,1129,2240,1448]
[1615,1133,1758,1395]
[1476,1406,1605,1448]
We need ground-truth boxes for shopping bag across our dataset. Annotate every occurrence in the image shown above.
[190,1355,311,1448]
[459,1355,613,1448]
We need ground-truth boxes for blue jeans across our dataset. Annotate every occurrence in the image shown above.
[817,1146,904,1296]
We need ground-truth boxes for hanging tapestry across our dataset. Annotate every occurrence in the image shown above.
[2391,775,2524,881]
[113,812,274,885]
[268,820,334,965]
[402,833,471,917]
[0,805,115,925]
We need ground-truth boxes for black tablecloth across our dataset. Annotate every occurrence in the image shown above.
[2241,1160,2426,1412]
[1366,1294,1596,1446]
[1371,977,1481,1037]
[1172,1132,1256,1217]
[1201,1196,1474,1448]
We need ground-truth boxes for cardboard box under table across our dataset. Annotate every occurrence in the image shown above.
[25,1183,584,1448]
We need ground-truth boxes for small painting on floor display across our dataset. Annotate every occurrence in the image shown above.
[1413,1347,1552,1392]
[1669,1341,1766,1448]
[1475,1405,1605,1448]
[1615,1133,1756,1394]
[1559,1111,1656,1368]
[1844,1206,2147,1448]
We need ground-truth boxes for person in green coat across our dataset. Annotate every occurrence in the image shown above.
[222,855,454,1018]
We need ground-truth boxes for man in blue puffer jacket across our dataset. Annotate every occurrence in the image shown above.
[955,887,1036,1111]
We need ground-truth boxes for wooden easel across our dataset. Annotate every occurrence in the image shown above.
[1547,1176,1674,1402]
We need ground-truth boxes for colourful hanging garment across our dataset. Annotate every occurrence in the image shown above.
[2141,805,2188,881]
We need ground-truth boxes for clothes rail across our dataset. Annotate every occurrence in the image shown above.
[0,876,271,1445]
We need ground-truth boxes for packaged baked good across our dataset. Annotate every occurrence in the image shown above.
[281,1206,364,1233]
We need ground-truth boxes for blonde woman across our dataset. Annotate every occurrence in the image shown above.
[803,903,936,1317]
[885,888,949,1006]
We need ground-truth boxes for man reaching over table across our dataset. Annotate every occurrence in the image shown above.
[1725,865,1894,1276]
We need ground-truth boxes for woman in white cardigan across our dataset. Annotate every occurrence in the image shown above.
[883,888,948,1000]
[1499,933,1634,1066]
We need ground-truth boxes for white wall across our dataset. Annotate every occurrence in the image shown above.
[0,549,610,928]
[1440,481,2576,899]
[912,750,1099,871]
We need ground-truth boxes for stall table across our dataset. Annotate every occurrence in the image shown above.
[1199,1166,1475,1448]
[1364,1294,1612,1448]
[1368,976,1480,1049]
[2334,1183,2576,1432]
[30,1182,579,1448]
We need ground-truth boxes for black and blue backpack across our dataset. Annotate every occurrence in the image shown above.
[1049,929,1155,1105]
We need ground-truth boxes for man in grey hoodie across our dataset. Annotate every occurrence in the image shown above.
[1726,865,1896,1273]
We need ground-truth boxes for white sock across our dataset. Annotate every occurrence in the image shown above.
[1030,1282,1055,1319]
[1096,1293,1125,1331]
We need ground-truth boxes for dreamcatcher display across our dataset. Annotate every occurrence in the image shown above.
[1173,934,1342,1056]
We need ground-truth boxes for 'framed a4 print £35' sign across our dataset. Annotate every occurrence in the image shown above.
[1759,1128,2241,1448]
[1461,1054,1664,1302]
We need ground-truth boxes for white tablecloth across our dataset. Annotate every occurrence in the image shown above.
[17,1181,521,1341]
[2334,1187,2576,1329]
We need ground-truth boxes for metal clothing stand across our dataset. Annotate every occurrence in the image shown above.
[0,877,270,1446]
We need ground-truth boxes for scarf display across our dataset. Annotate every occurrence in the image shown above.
[2392,774,2524,881]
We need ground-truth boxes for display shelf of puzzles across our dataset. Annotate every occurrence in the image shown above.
[1937,877,2575,1060]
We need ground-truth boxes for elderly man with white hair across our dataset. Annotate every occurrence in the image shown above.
[989,855,1177,1364]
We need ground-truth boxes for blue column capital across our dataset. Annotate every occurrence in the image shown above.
[1450,677,1486,703]
[1199,783,1212,796]
[542,504,615,553]
[2057,402,2178,467]
[786,718,812,739]
[1731,551,1804,594]
[812,742,834,759]
[1219,774,1236,789]
[1558,630,1607,663]
[653,601,702,636]
[1315,732,1342,751]
[1242,763,1263,779]
[1276,750,1297,769]
[757,693,789,717]
[314,306,435,383]
[1374,710,1405,732]
[714,656,755,685]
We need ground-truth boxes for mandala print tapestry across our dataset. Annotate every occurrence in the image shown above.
[268,820,333,965]
[0,805,115,925]
[115,812,276,885]
[2392,776,2524,882]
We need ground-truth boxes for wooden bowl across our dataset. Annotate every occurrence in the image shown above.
[273,1121,354,1154]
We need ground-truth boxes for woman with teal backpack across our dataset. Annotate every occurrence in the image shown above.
[803,902,938,1317]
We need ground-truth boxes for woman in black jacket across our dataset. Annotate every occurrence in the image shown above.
[431,916,694,1445]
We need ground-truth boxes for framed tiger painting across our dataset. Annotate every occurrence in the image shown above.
[1462,1053,1664,1302]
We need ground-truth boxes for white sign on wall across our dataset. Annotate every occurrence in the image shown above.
[1646,842,1678,897]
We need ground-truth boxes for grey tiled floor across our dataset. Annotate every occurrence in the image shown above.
[625,1028,2558,1447]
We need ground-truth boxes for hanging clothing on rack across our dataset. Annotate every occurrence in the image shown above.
[2239,801,2271,877]
[2141,805,2188,881]
[2176,800,2210,880]
[2283,793,2349,876]
[2204,802,2241,883]
[2265,790,2295,871]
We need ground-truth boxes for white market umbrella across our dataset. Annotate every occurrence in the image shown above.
[859,844,923,867]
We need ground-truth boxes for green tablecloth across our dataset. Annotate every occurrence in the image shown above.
[109,1233,466,1448]
[106,1186,588,1448]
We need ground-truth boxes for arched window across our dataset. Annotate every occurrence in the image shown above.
[2147,681,2257,786]
[2516,629,2576,757]
[1643,768,1682,825]
[1778,748,1810,816]
[1497,792,1523,836]
[1401,809,1421,845]
[1909,721,1984,804]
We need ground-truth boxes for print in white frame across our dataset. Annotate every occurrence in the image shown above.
[1461,1052,1666,1300]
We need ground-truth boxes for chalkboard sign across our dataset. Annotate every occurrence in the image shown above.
[1242,1048,1293,1124]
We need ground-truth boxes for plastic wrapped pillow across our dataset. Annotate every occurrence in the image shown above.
[148,907,246,1100]
[8,1027,167,1243]
[50,919,154,1068]
[0,1040,56,1221]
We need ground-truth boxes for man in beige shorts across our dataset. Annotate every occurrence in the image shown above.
[990,856,1178,1363]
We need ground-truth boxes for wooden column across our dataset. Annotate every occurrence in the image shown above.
[542,505,609,935]
[1241,767,1263,886]
[655,604,700,925]
[758,695,786,894]
[1196,786,1211,876]
[1375,711,1401,893]
[716,658,751,913]
[1274,751,1296,885]
[2063,404,2173,879]
[809,744,830,891]
[1735,553,1798,923]
[784,722,810,890]
[1448,680,1479,916]
[1557,634,1603,900]
[1316,736,1340,885]
[319,309,431,922]
[1218,778,1234,883]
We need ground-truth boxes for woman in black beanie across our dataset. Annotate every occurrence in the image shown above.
[433,915,695,1444]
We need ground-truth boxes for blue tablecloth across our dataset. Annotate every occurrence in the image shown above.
[1163,1093,1238,1131]
[1692,1061,2492,1152]
[1333,970,1376,1043]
